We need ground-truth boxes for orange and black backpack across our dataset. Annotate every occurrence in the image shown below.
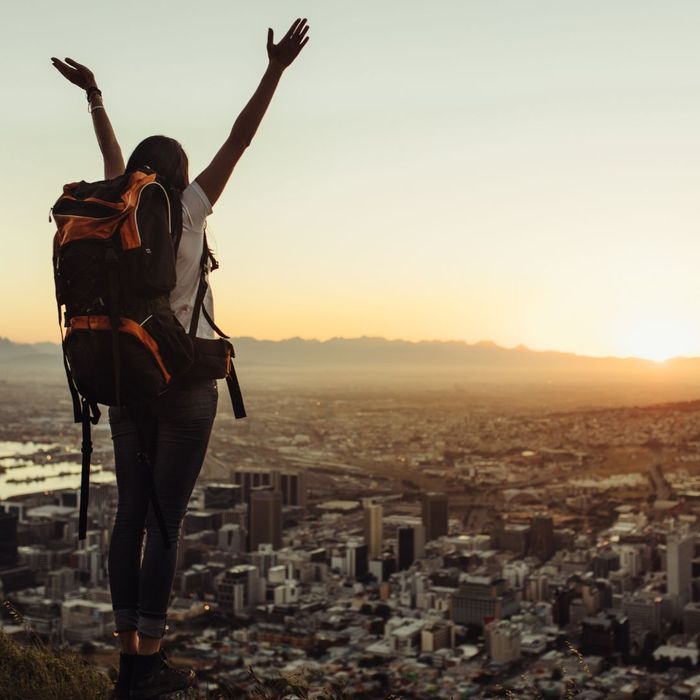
[51,168,195,543]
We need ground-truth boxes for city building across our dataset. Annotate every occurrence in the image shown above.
[667,532,694,613]
[683,601,700,634]
[529,515,555,562]
[486,620,521,664]
[397,524,425,571]
[232,468,306,508]
[204,483,243,510]
[217,565,261,614]
[364,501,384,559]
[422,492,448,543]
[451,575,519,628]
[248,487,283,551]
[346,539,369,579]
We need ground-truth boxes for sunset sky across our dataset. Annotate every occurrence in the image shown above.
[3,1,700,360]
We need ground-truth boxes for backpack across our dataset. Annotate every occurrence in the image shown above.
[51,168,195,544]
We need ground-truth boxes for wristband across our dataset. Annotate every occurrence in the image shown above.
[88,104,105,114]
[86,86,102,102]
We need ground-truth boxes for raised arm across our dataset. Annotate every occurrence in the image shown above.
[51,57,125,179]
[195,18,310,207]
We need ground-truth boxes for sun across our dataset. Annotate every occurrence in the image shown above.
[615,315,698,362]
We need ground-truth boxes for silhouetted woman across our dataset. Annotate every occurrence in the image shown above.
[52,18,309,699]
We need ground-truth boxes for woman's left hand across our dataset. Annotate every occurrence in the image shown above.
[267,18,310,70]
[51,57,98,91]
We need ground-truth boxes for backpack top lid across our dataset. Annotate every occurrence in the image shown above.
[53,169,170,252]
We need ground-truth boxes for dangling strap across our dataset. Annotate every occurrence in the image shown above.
[59,304,101,540]
[226,368,246,419]
[77,398,100,540]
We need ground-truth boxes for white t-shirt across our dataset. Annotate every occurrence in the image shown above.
[169,181,217,339]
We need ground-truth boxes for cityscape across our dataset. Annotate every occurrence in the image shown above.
[3,376,700,698]
[6,1,700,697]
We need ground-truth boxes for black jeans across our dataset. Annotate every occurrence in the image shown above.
[107,379,217,638]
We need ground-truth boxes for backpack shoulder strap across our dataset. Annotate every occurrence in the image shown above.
[187,234,246,419]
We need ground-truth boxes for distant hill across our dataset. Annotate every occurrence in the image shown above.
[3,335,700,388]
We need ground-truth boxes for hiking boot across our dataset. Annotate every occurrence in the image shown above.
[112,652,136,700]
[130,650,197,699]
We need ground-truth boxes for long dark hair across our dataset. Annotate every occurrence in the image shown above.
[126,135,188,246]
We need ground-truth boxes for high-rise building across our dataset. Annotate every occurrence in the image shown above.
[369,554,397,583]
[397,527,414,571]
[232,468,306,508]
[451,575,519,628]
[248,487,283,551]
[498,523,530,556]
[276,471,307,508]
[364,502,384,558]
[420,621,454,653]
[622,593,671,635]
[217,565,261,614]
[486,620,522,663]
[667,532,694,612]
[397,524,426,571]
[529,515,555,562]
[581,614,630,657]
[346,540,368,579]
[422,492,448,542]
[592,550,621,579]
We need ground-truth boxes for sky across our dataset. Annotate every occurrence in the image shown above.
[2,0,700,360]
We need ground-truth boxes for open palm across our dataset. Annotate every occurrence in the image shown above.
[51,57,97,91]
[267,18,309,69]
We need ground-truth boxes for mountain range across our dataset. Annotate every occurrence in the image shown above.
[3,335,700,386]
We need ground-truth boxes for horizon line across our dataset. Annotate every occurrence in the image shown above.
[1,334,691,365]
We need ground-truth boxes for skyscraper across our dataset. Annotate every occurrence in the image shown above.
[397,524,426,571]
[529,514,555,562]
[364,501,384,558]
[346,540,369,579]
[232,468,306,508]
[667,532,694,611]
[248,487,283,552]
[397,526,415,571]
[277,470,307,508]
[422,492,448,542]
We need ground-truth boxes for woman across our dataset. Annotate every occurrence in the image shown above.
[52,18,309,699]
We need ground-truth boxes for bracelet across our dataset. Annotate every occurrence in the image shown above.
[88,103,105,114]
[86,86,102,102]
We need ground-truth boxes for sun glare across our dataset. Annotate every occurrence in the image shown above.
[615,316,698,363]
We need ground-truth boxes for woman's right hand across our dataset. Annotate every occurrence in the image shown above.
[51,57,97,91]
